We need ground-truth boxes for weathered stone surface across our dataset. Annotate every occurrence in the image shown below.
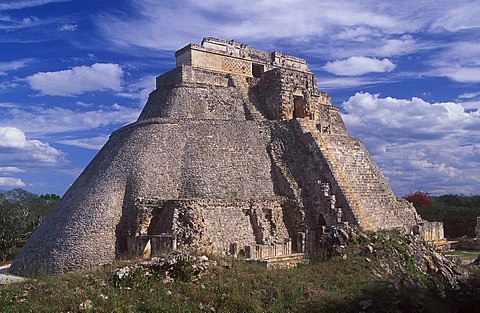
[113,251,215,285]
[11,37,419,275]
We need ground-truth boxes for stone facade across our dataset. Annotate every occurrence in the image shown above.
[413,222,445,242]
[11,38,420,275]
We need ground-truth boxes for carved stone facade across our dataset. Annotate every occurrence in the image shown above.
[12,38,420,275]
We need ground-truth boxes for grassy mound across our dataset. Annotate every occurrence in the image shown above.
[2,230,480,312]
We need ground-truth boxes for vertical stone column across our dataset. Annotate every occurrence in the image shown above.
[296,232,306,253]
[475,217,480,248]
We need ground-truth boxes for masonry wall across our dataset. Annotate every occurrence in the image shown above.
[293,119,420,230]
[11,118,278,275]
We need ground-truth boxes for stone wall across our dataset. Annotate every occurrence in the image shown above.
[293,119,420,230]
[413,222,445,242]
[128,198,292,254]
[175,37,310,76]
[11,38,420,275]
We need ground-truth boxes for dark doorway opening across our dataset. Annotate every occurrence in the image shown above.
[252,64,264,78]
[293,96,308,119]
[318,214,327,226]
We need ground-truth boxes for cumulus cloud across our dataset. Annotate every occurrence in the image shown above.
[0,177,26,187]
[460,101,480,111]
[324,57,396,76]
[377,35,421,57]
[25,63,123,96]
[0,127,65,164]
[342,92,480,195]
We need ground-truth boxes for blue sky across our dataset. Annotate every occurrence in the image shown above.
[0,0,479,197]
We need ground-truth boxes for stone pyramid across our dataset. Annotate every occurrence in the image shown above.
[11,38,420,275]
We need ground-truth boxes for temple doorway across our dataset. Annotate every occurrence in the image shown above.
[293,96,308,119]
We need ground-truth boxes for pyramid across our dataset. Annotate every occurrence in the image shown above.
[11,38,420,275]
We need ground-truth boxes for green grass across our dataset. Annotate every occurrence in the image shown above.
[0,254,393,313]
[2,233,480,312]
[445,250,479,263]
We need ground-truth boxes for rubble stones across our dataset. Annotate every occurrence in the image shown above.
[316,224,469,294]
[113,251,214,286]
[358,299,373,310]
[78,299,93,311]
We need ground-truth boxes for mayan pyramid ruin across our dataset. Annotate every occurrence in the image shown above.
[11,38,420,275]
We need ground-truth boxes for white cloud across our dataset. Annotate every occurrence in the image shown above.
[0,127,65,164]
[22,16,38,25]
[0,58,32,75]
[0,177,26,187]
[0,102,19,108]
[1,104,140,134]
[58,23,77,31]
[335,27,372,41]
[314,76,385,90]
[95,0,415,52]
[342,92,480,195]
[25,63,123,96]
[117,75,155,104]
[0,167,24,173]
[94,1,461,53]
[377,35,420,57]
[459,101,480,111]
[0,14,42,30]
[0,0,71,11]
[0,126,30,148]
[75,101,93,107]
[427,41,480,83]
[439,67,480,83]
[57,135,109,150]
[458,91,480,99]
[323,57,396,76]
[431,3,480,32]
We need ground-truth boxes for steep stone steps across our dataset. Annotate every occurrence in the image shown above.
[296,119,375,230]
[244,100,266,121]
[297,119,418,229]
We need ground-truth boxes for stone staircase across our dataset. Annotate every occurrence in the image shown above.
[296,119,419,230]
[247,253,307,268]
[227,74,266,121]
[268,139,302,199]
[244,100,266,121]
[297,119,376,230]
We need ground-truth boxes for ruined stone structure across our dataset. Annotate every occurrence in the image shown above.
[11,38,420,275]
[412,222,446,245]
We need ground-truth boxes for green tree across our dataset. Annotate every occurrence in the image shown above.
[0,189,59,261]
[411,193,480,238]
